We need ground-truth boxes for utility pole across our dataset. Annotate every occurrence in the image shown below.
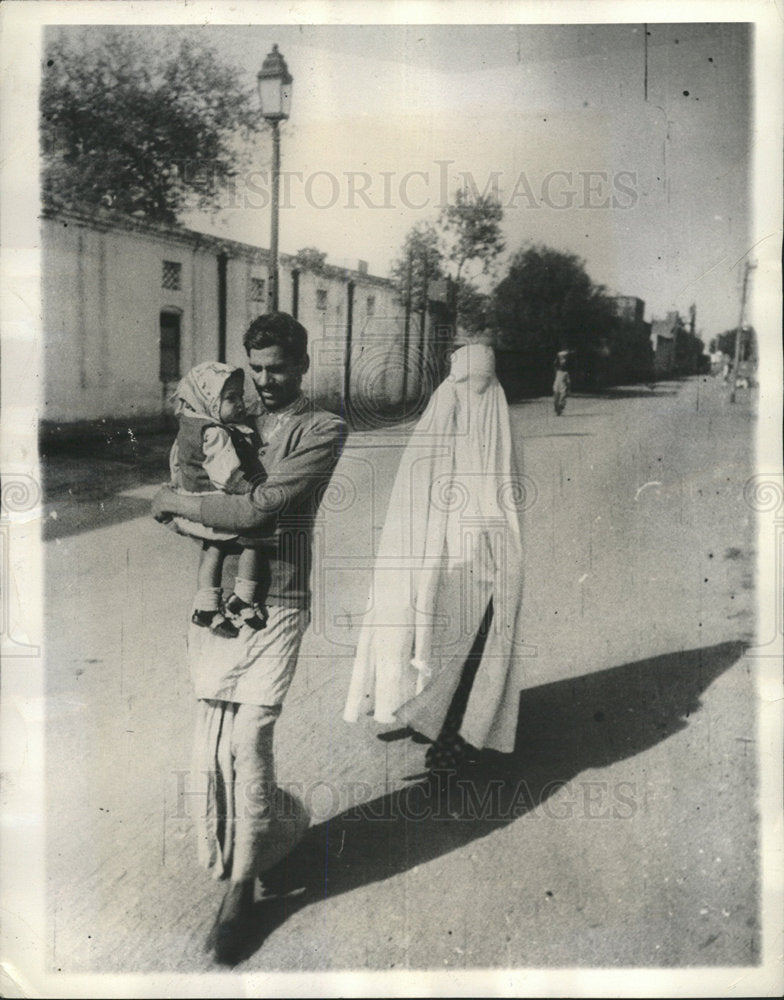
[729,261,755,404]
[418,252,430,403]
[402,250,412,415]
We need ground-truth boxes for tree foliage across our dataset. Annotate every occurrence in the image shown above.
[389,222,446,313]
[673,326,708,375]
[493,245,615,392]
[438,188,505,283]
[711,327,757,363]
[41,29,263,223]
[294,247,327,273]
[604,313,654,384]
[453,278,492,335]
[438,188,504,328]
[390,191,504,339]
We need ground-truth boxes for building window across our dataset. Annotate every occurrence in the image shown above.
[159,310,181,381]
[366,295,375,316]
[316,289,327,311]
[250,277,266,302]
[162,260,182,290]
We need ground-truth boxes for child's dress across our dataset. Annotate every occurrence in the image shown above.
[169,362,265,542]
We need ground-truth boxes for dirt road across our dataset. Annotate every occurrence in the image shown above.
[36,376,762,979]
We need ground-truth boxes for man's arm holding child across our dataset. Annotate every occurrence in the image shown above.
[153,414,346,532]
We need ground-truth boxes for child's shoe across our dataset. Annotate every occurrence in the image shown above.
[192,608,219,629]
[191,608,239,638]
[224,593,268,631]
[210,613,240,639]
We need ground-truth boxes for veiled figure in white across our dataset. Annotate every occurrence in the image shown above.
[344,341,528,763]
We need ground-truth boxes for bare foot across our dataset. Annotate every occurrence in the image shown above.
[207,879,255,965]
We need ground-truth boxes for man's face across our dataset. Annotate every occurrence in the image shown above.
[247,345,308,412]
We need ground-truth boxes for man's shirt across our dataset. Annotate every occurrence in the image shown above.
[199,395,347,608]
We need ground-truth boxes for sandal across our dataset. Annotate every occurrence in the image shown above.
[209,612,239,639]
[192,608,220,629]
[225,593,268,631]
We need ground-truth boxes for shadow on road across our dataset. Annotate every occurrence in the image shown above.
[236,640,749,964]
[580,387,678,400]
[44,494,161,541]
[42,432,172,541]
[522,432,596,439]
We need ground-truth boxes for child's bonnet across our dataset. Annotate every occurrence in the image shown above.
[172,361,261,494]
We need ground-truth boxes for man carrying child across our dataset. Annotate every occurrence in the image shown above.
[152,312,346,963]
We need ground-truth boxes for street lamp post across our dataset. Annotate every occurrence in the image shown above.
[257,44,293,312]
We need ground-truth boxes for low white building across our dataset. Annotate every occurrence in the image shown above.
[41,203,427,429]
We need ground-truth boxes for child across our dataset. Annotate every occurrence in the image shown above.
[169,361,268,639]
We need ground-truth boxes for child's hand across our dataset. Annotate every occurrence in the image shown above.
[151,484,176,523]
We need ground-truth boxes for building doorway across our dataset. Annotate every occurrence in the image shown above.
[159,309,182,409]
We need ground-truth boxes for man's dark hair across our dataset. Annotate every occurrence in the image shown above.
[243,312,308,363]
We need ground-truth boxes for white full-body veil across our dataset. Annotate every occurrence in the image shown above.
[343,342,526,753]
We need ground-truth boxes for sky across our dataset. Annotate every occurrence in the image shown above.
[41,19,762,343]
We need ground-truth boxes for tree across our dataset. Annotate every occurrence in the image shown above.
[713,326,757,363]
[388,194,504,391]
[605,312,654,384]
[453,278,492,335]
[437,188,505,330]
[439,187,505,284]
[388,223,448,393]
[493,245,615,393]
[41,29,263,223]
[438,188,504,326]
[294,247,327,273]
[389,222,445,314]
[674,325,707,376]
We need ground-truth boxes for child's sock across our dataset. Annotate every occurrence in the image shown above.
[233,577,258,605]
[193,587,221,613]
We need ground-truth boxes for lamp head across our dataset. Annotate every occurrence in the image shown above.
[257,44,293,121]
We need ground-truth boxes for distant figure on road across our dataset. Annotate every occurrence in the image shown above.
[152,313,346,964]
[344,337,527,770]
[168,361,269,638]
[710,349,725,376]
[552,350,571,415]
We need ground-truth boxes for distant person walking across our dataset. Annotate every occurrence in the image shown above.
[553,350,571,415]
